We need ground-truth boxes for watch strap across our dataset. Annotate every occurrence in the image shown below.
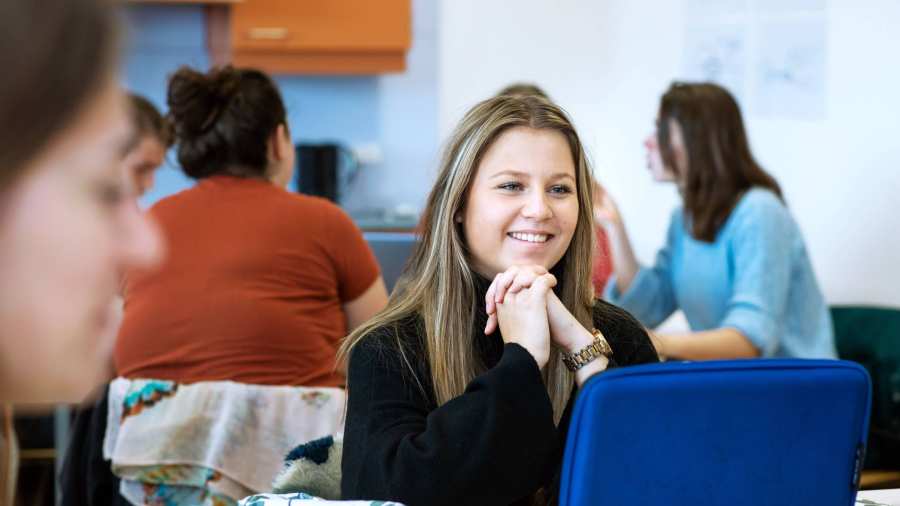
[562,328,613,371]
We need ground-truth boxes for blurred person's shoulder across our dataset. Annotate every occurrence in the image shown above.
[730,187,794,232]
[736,187,787,217]
[281,190,340,212]
[277,190,358,227]
[145,183,203,219]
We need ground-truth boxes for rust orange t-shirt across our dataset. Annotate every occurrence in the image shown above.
[115,175,380,387]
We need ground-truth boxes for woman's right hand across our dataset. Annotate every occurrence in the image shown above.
[484,264,552,335]
[494,273,556,369]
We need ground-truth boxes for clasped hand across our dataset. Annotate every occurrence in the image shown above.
[484,265,588,369]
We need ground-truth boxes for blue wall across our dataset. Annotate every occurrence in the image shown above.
[121,2,437,215]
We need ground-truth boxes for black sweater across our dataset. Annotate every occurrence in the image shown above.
[341,286,658,506]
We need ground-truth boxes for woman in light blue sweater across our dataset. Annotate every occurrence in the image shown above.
[599,82,836,360]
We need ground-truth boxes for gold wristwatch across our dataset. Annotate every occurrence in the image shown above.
[562,328,613,371]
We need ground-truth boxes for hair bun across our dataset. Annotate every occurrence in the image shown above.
[167,65,240,137]
[209,67,241,102]
[166,65,287,180]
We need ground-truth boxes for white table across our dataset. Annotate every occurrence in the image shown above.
[857,489,900,505]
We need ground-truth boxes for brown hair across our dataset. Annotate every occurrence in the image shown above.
[0,0,118,191]
[496,82,550,100]
[339,95,595,426]
[658,82,783,242]
[166,65,288,180]
[125,93,174,152]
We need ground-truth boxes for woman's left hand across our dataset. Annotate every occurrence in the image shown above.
[546,291,610,385]
[545,291,593,353]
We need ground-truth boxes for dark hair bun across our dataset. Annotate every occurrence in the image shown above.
[167,66,240,137]
[165,65,287,180]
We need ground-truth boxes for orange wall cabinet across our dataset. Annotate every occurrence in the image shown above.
[207,0,411,74]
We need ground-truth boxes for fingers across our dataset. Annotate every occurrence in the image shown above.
[487,265,548,310]
[484,313,497,335]
[485,273,500,317]
[484,271,510,335]
[484,270,514,335]
[507,266,547,297]
[497,265,548,302]
[530,272,558,295]
[493,268,518,306]
[484,265,551,335]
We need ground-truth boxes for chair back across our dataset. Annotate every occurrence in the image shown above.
[560,359,871,506]
[832,305,900,468]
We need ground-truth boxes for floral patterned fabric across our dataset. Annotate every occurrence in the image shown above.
[103,378,346,505]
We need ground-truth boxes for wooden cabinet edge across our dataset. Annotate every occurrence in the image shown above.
[221,49,407,75]
[125,0,243,4]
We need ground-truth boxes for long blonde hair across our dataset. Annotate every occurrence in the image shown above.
[339,95,595,422]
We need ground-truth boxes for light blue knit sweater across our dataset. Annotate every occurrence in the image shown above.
[605,188,836,358]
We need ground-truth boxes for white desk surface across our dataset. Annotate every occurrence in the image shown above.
[857,489,900,505]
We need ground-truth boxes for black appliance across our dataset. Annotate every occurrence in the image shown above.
[295,143,357,203]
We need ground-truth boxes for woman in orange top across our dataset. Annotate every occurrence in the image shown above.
[115,65,388,387]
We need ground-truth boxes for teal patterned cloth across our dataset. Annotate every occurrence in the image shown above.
[240,493,404,506]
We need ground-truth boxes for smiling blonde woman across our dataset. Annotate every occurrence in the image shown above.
[339,95,658,506]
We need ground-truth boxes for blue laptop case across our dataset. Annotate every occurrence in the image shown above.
[559,359,871,506]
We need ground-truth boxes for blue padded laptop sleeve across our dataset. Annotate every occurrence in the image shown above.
[559,359,871,506]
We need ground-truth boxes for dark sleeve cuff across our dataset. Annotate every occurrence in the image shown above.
[469,343,554,425]
[499,342,542,375]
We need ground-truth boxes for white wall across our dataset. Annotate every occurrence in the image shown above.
[343,0,440,215]
[438,0,900,307]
